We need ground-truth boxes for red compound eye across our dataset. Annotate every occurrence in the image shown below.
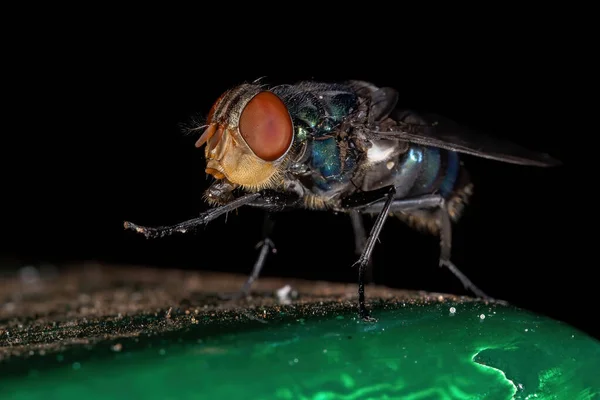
[239,91,293,161]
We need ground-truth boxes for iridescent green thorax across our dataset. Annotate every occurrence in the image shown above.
[272,82,359,192]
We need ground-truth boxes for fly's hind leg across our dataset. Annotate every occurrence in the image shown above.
[360,195,490,300]
[437,203,490,299]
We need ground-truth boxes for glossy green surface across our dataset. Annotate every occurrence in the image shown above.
[2,301,598,400]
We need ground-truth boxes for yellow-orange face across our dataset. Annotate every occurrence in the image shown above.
[194,85,294,190]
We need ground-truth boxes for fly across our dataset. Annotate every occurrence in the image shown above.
[124,79,561,321]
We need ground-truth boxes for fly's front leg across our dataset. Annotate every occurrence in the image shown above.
[240,213,276,296]
[124,192,262,238]
[218,213,277,301]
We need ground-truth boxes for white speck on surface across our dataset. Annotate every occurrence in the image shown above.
[276,285,297,305]
[479,314,486,320]
[386,161,394,170]
[449,307,456,314]
[19,266,40,285]
[111,343,123,352]
[3,303,15,313]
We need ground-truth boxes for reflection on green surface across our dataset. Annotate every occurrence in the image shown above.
[1,301,598,399]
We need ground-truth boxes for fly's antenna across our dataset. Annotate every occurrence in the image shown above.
[183,123,209,135]
[181,112,210,137]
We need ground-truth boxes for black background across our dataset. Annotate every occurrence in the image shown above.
[4,14,590,338]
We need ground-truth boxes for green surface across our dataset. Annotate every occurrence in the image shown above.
[1,301,598,400]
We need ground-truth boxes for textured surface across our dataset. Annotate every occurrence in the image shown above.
[0,263,467,361]
[1,264,598,399]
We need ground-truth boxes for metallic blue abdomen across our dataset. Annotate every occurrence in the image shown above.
[272,82,462,199]
[396,146,460,199]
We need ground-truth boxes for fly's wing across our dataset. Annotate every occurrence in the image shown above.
[347,80,398,123]
[354,86,561,167]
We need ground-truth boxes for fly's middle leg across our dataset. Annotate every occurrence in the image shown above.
[352,186,397,322]
[349,210,374,284]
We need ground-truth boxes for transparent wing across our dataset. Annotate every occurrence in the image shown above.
[353,86,561,167]
[347,80,398,123]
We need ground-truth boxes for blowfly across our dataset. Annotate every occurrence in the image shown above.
[124,79,561,321]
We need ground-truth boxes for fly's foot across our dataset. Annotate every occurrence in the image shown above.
[255,238,276,253]
[439,258,492,300]
[358,298,377,322]
[360,313,378,323]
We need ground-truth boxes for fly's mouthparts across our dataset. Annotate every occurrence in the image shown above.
[206,167,225,179]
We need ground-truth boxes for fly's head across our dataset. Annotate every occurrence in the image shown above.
[194,84,294,192]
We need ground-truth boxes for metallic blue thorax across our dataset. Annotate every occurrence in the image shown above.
[272,82,461,199]
[273,82,358,192]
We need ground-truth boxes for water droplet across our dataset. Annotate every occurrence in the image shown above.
[340,373,355,388]
[111,343,123,352]
[479,314,486,320]
[449,307,456,314]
